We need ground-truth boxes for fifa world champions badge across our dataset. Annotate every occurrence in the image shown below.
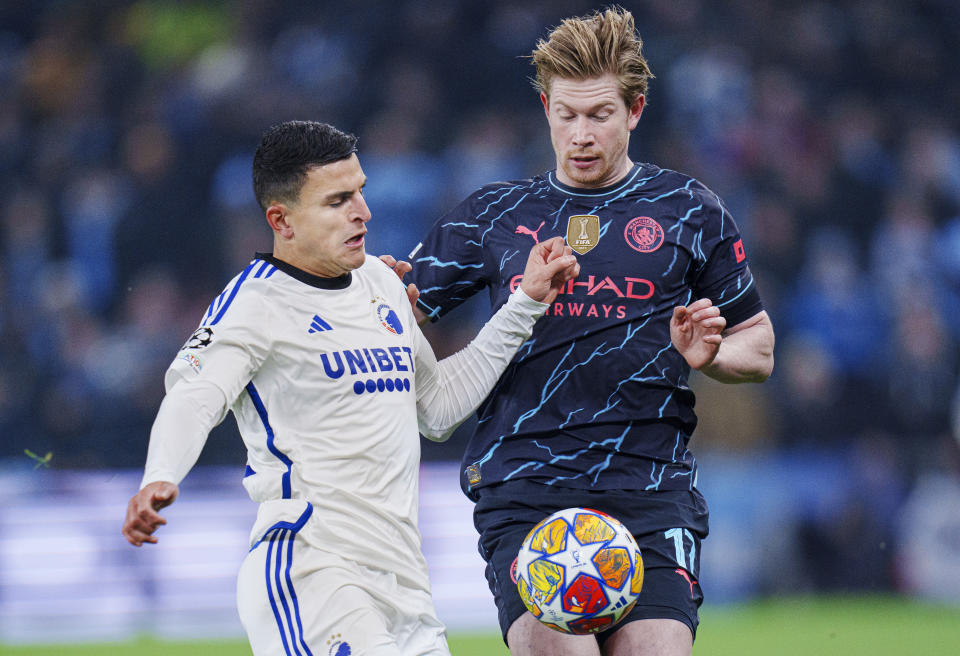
[566,215,600,255]
[624,216,664,253]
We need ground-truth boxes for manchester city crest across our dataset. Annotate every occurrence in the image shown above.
[566,214,600,254]
[624,216,664,253]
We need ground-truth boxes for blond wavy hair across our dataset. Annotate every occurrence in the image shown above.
[531,6,653,106]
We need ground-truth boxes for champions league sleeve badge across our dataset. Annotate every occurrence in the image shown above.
[181,326,214,350]
[371,297,404,335]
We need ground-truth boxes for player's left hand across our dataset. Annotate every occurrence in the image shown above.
[670,298,726,370]
[379,254,411,279]
[519,236,580,305]
[378,254,419,310]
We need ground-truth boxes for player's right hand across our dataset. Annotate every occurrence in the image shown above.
[122,481,179,547]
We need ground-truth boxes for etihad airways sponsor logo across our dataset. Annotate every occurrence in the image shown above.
[510,272,655,319]
[509,273,654,299]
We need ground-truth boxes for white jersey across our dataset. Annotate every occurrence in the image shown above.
[141,252,546,593]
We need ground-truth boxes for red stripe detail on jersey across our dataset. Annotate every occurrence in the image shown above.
[733,239,746,263]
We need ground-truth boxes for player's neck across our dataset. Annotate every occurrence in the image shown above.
[272,243,353,279]
[257,252,353,289]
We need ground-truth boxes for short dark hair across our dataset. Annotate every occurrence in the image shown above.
[252,120,359,211]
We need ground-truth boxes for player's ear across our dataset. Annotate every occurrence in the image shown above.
[266,204,294,239]
[540,92,550,117]
[627,94,645,130]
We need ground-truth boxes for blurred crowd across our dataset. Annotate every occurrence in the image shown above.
[0,0,959,591]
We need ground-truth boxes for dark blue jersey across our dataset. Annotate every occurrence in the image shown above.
[410,163,764,499]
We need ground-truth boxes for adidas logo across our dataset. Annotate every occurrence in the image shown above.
[308,314,333,333]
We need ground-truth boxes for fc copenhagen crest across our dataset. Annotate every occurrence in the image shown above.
[371,296,404,335]
[624,216,665,253]
[566,214,600,255]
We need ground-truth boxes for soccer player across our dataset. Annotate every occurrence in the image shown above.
[120,120,579,656]
[405,8,775,656]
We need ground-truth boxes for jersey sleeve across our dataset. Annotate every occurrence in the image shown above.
[140,377,228,487]
[408,194,491,321]
[164,288,271,403]
[413,288,547,441]
[141,287,271,486]
[691,188,764,328]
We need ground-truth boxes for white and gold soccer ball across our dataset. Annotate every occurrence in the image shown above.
[515,507,644,635]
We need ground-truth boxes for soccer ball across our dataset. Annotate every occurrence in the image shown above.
[515,507,643,635]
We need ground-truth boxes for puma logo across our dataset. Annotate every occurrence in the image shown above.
[515,221,545,243]
[675,568,698,598]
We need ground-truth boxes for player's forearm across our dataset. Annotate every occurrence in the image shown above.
[416,288,547,440]
[140,380,228,488]
[700,314,775,384]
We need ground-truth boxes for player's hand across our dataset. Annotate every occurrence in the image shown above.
[378,254,419,311]
[518,236,579,305]
[670,298,727,370]
[122,481,179,547]
[378,254,411,280]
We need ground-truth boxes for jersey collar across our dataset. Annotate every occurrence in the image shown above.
[255,252,352,289]
[546,163,644,197]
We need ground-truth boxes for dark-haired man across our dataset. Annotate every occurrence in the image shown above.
[121,120,579,655]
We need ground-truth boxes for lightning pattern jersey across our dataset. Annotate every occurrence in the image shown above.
[410,163,764,499]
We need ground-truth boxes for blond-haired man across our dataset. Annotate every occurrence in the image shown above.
[407,8,774,656]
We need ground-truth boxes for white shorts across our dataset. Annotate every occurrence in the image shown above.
[236,500,449,656]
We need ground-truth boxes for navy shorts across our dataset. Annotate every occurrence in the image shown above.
[473,480,708,644]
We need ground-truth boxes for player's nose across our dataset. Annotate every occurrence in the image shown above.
[353,193,372,223]
[571,116,593,145]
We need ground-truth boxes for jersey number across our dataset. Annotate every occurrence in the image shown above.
[664,528,696,572]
